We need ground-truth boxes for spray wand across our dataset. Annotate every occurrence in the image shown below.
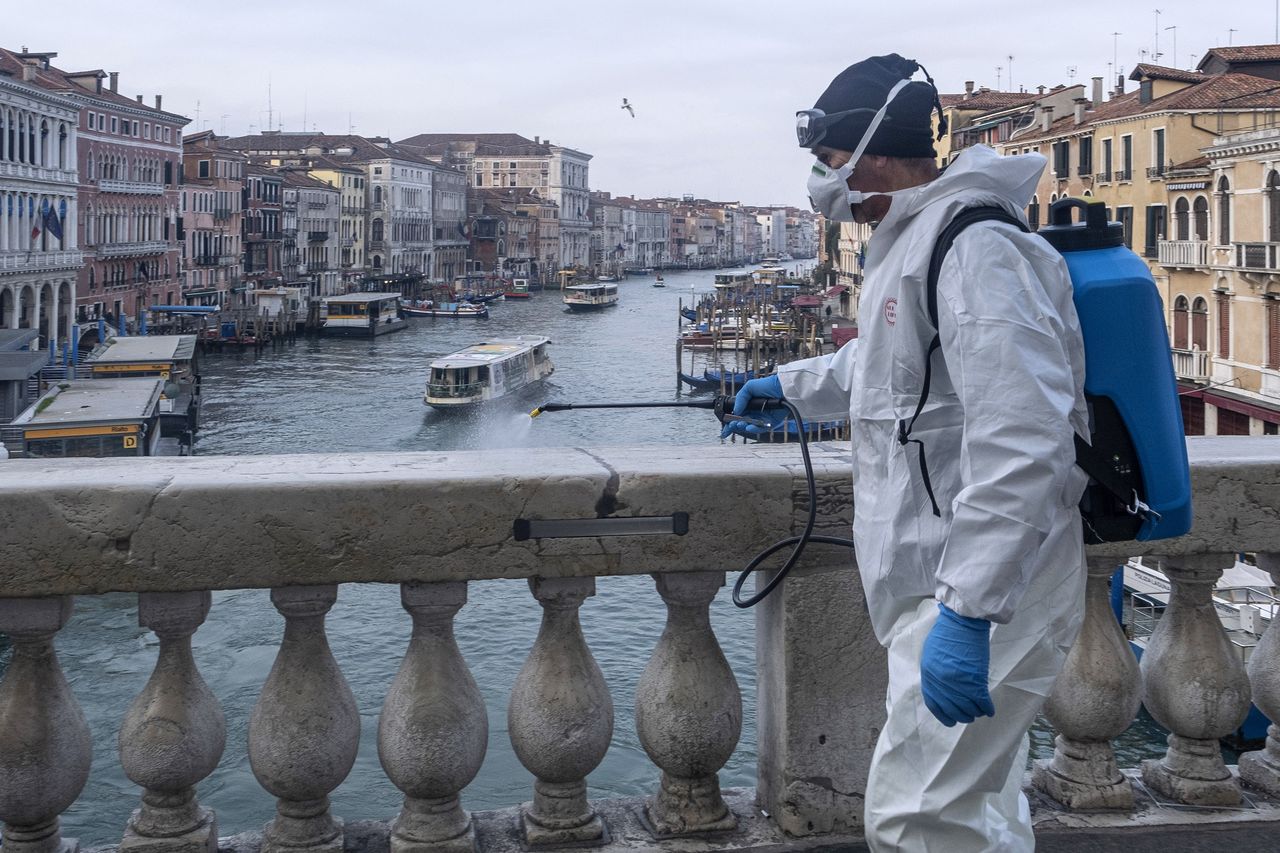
[529,395,855,607]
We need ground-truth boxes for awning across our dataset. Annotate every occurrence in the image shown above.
[149,305,219,314]
[0,351,48,381]
[832,326,859,349]
[824,285,850,297]
[791,296,822,308]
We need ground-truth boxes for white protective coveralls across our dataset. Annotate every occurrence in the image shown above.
[778,144,1089,852]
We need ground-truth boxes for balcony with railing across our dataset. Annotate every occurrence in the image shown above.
[0,249,83,272]
[3,442,1280,850]
[1146,165,1167,179]
[0,162,77,184]
[1115,167,1133,181]
[1236,242,1280,273]
[97,241,169,258]
[213,207,234,222]
[1158,240,1209,268]
[308,231,329,243]
[1172,347,1211,381]
[98,179,166,195]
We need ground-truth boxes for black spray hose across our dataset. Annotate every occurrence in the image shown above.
[530,396,856,608]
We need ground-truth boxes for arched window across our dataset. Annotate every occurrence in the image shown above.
[1269,171,1280,242]
[1173,295,1189,349]
[372,218,384,242]
[1191,296,1209,351]
[373,185,382,205]
[1215,291,1231,359]
[57,125,67,169]
[372,255,382,269]
[1193,196,1209,241]
[1028,195,1040,230]
[1174,197,1190,241]
[1217,176,1231,245]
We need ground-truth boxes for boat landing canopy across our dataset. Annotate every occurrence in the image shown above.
[148,305,219,315]
[87,335,198,367]
[323,292,401,305]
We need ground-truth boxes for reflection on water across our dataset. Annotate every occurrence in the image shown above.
[3,266,1172,841]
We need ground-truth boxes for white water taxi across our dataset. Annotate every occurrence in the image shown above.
[424,336,554,409]
[564,282,619,311]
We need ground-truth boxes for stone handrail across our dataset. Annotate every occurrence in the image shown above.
[2,437,1280,851]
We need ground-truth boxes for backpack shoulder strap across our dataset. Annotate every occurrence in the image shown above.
[898,205,1031,517]
[924,205,1030,328]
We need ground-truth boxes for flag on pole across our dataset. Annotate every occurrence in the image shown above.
[42,205,63,242]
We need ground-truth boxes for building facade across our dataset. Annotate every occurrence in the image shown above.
[431,165,467,283]
[242,166,284,292]
[181,132,244,306]
[280,170,340,297]
[0,50,189,330]
[0,60,81,352]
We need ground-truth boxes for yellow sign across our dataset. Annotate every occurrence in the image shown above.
[25,424,140,440]
[123,435,138,449]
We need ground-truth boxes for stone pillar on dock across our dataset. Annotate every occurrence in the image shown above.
[508,577,613,846]
[0,596,92,853]
[1033,558,1141,809]
[377,581,487,853]
[635,572,741,837]
[249,585,359,853]
[1141,555,1251,806]
[119,591,226,853]
[1239,554,1280,796]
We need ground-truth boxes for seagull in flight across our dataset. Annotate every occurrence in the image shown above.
[621,98,635,118]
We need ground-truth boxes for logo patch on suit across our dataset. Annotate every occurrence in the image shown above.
[884,298,898,326]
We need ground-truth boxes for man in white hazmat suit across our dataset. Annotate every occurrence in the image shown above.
[730,54,1090,850]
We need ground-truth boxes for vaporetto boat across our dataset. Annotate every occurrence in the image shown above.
[563,282,619,311]
[424,336,554,409]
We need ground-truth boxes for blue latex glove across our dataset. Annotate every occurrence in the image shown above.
[720,376,784,439]
[920,603,995,727]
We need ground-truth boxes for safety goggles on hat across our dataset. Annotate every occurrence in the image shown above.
[795,107,880,148]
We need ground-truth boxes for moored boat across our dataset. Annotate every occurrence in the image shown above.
[402,300,490,319]
[564,282,619,311]
[424,336,554,409]
[504,278,533,299]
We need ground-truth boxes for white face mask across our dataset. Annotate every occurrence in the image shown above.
[805,78,913,221]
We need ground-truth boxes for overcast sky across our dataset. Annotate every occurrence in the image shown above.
[15,1,1280,207]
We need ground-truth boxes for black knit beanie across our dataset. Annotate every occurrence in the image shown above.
[810,53,943,158]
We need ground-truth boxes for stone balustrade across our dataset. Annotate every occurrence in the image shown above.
[1,438,1280,851]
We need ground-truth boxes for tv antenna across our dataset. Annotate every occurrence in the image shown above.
[1165,25,1177,68]
[1153,9,1162,62]
[1068,65,1078,83]
[1007,55,1014,93]
[996,65,1002,89]
[1229,28,1238,46]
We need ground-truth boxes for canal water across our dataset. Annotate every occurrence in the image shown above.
[5,266,1170,842]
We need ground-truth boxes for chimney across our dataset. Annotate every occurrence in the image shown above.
[154,94,162,110]
[534,135,540,144]
[964,80,974,99]
[1038,85,1046,95]
[1092,76,1103,107]
[1115,73,1125,97]
[1041,105,1054,132]
[135,95,143,104]
[21,63,37,82]
[108,72,118,92]
[1074,98,1089,124]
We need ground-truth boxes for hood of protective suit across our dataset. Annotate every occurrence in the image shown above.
[874,145,1045,237]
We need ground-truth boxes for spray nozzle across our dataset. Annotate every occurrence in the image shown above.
[529,396,778,425]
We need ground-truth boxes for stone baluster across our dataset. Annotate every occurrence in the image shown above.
[1033,558,1141,809]
[377,582,487,853]
[0,597,92,853]
[1140,554,1251,806]
[508,577,613,845]
[635,572,741,837]
[119,591,226,853]
[1239,553,1280,796]
[249,586,359,853]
